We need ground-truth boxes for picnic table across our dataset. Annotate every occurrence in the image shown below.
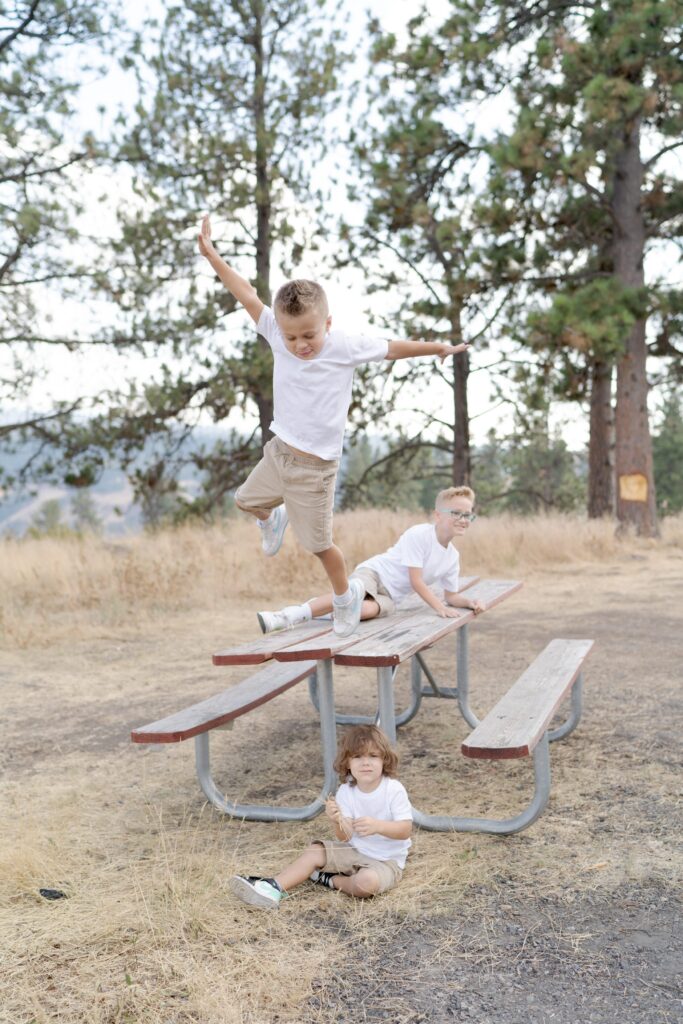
[133,578,592,834]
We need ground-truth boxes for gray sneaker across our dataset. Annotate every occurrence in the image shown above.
[257,506,289,556]
[230,875,284,909]
[332,577,364,637]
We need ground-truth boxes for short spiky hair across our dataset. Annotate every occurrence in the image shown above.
[333,725,399,786]
[274,279,329,318]
[436,485,475,507]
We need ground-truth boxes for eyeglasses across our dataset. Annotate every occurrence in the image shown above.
[438,510,477,522]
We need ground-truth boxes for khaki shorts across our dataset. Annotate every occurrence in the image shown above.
[351,566,395,618]
[316,839,403,894]
[235,436,338,554]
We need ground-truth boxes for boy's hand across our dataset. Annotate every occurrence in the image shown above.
[198,214,216,259]
[326,796,353,837]
[436,605,465,619]
[353,816,380,837]
[436,342,469,361]
[325,795,341,822]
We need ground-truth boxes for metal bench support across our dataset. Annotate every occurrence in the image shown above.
[194,661,338,822]
[412,732,552,835]
[548,671,584,740]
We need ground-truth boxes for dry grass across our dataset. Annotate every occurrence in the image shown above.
[1,512,681,1022]
[2,509,682,647]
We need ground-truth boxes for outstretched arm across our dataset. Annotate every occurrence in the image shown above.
[198,215,264,324]
[386,338,469,361]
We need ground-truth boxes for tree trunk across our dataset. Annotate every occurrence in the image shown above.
[611,115,658,536]
[587,357,614,517]
[450,306,470,485]
[252,6,274,447]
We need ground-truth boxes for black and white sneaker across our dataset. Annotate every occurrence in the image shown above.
[309,869,336,890]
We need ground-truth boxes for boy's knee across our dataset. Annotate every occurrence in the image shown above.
[234,489,252,513]
[308,842,327,866]
[353,868,380,897]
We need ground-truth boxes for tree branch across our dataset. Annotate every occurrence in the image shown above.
[0,399,83,439]
[359,229,443,305]
[0,0,42,54]
[643,139,683,170]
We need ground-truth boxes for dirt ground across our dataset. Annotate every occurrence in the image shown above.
[1,543,681,1023]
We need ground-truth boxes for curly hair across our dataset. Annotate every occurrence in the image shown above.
[274,279,329,318]
[333,725,399,786]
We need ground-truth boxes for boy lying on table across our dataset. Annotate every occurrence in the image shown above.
[256,485,484,634]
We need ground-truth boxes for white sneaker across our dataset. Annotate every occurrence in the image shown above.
[258,506,289,556]
[257,610,288,634]
[257,605,310,634]
[332,577,364,638]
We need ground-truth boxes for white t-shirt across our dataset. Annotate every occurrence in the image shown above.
[335,776,412,868]
[357,522,460,605]
[257,306,389,460]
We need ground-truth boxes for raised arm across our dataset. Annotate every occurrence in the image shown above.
[386,338,469,361]
[198,215,264,324]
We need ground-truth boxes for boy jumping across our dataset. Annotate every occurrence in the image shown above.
[198,215,469,636]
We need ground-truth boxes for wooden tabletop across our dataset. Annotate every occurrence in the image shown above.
[212,578,522,668]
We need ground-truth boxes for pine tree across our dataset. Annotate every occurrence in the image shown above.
[444,0,682,534]
[342,14,501,488]
[0,1,113,482]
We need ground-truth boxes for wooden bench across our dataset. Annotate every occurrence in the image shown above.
[131,658,339,822]
[412,639,594,835]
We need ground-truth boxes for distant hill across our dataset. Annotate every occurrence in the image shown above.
[0,426,226,537]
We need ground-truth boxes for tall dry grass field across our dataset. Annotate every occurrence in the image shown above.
[2,510,682,646]
[1,512,681,1023]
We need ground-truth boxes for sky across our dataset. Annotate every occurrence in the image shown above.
[10,0,678,455]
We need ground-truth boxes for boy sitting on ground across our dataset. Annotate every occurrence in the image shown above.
[257,485,483,633]
[231,725,412,909]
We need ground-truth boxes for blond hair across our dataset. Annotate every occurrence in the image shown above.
[274,279,329,318]
[435,485,475,507]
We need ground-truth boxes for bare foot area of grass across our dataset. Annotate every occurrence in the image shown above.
[1,514,681,1023]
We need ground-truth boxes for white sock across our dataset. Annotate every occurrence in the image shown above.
[333,588,352,606]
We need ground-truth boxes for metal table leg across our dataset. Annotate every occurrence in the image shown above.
[194,661,338,821]
[376,665,397,744]
[308,659,423,729]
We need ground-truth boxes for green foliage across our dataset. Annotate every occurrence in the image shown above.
[652,391,683,515]
[340,436,447,511]
[27,499,69,538]
[70,490,103,534]
[503,431,586,514]
[0,0,115,420]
